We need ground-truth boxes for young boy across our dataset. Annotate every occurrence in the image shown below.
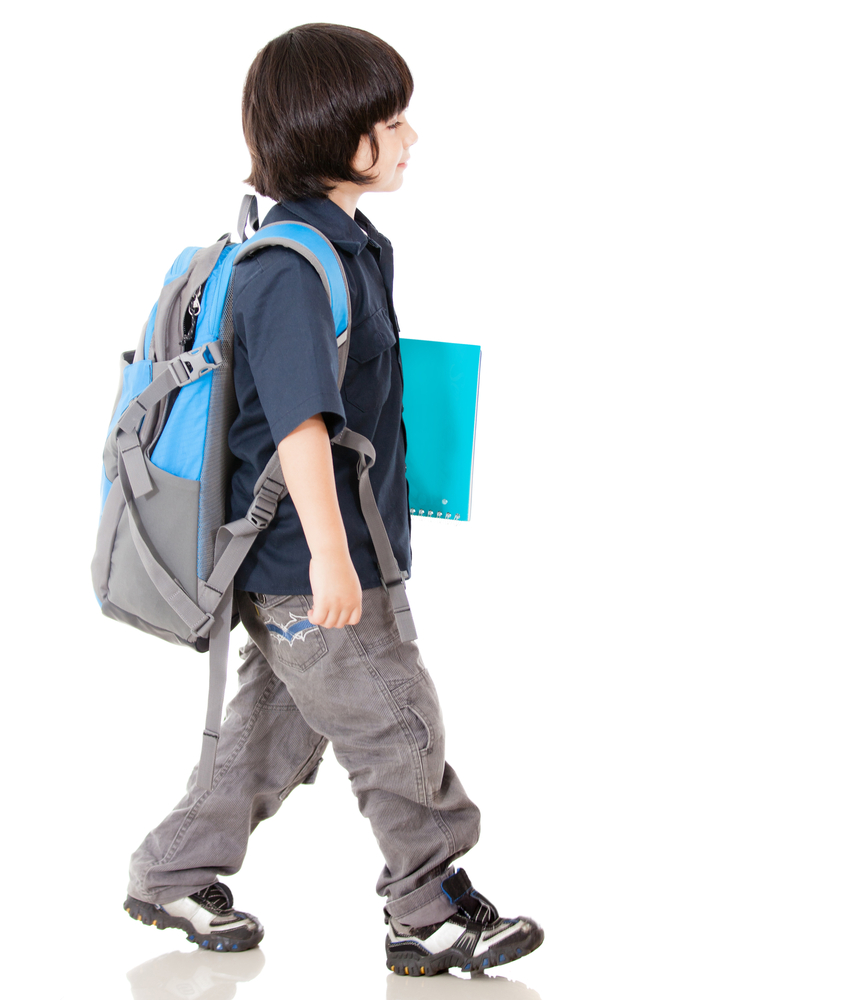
[123,23,543,977]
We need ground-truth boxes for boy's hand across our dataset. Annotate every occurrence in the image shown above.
[277,414,363,629]
[307,552,363,629]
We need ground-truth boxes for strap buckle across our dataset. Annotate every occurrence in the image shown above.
[189,610,215,639]
[168,342,224,387]
[379,573,417,642]
[245,478,285,530]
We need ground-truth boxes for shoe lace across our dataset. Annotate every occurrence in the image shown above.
[458,890,499,925]
[191,882,234,912]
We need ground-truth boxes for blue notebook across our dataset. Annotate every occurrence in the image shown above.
[400,339,481,521]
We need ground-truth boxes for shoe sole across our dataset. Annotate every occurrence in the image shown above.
[123,896,264,952]
[386,919,544,976]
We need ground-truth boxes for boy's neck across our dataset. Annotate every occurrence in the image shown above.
[327,186,363,220]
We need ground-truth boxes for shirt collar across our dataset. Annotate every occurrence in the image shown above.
[275,197,374,256]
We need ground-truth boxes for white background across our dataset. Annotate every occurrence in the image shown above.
[2,2,864,998]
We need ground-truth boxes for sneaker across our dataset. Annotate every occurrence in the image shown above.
[385,869,543,977]
[123,882,264,952]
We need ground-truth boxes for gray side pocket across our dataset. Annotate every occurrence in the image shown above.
[106,460,200,639]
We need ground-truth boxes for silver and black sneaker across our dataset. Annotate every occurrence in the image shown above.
[386,869,543,977]
[124,882,264,952]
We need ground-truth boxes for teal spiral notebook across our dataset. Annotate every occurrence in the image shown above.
[400,339,481,521]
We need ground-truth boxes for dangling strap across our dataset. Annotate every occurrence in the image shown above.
[194,453,288,789]
[197,586,233,788]
[331,428,416,642]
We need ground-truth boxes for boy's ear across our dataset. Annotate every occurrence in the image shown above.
[351,134,375,175]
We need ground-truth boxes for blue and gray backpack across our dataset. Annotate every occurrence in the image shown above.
[92,196,415,789]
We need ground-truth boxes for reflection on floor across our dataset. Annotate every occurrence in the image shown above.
[127,948,266,999]
[385,966,543,999]
[126,946,543,1000]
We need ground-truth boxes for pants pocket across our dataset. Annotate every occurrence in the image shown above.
[401,703,432,755]
[251,593,328,673]
[394,671,446,801]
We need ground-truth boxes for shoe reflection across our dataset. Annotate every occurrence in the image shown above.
[386,969,542,998]
[127,947,266,999]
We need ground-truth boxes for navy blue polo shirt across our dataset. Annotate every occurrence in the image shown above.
[227,197,411,595]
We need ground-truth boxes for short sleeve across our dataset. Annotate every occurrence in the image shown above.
[232,246,346,444]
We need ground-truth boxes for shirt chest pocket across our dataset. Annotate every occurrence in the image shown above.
[341,305,397,416]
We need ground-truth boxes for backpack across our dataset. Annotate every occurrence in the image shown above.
[92,195,416,789]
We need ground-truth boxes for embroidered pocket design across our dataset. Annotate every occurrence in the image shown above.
[263,611,320,646]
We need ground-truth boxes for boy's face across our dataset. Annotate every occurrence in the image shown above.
[352,112,418,193]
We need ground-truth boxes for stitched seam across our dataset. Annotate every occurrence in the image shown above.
[277,736,329,800]
[359,649,427,805]
[145,673,281,869]
[387,671,425,697]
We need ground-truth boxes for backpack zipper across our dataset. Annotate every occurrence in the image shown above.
[182,286,203,352]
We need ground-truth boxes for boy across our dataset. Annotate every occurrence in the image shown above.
[123,23,543,977]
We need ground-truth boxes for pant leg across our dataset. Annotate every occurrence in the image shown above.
[128,636,328,904]
[239,587,481,925]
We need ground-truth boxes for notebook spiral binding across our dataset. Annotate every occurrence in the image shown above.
[409,508,461,520]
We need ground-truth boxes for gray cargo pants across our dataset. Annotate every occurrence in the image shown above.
[127,586,481,926]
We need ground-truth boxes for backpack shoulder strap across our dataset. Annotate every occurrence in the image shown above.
[227,216,415,632]
[233,221,352,387]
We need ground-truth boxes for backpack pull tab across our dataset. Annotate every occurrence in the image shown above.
[237,194,260,243]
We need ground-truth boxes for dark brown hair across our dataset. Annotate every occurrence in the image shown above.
[242,24,414,201]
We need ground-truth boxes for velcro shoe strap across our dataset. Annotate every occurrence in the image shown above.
[442,869,473,904]
[441,869,499,924]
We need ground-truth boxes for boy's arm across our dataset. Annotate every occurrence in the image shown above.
[277,414,362,628]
